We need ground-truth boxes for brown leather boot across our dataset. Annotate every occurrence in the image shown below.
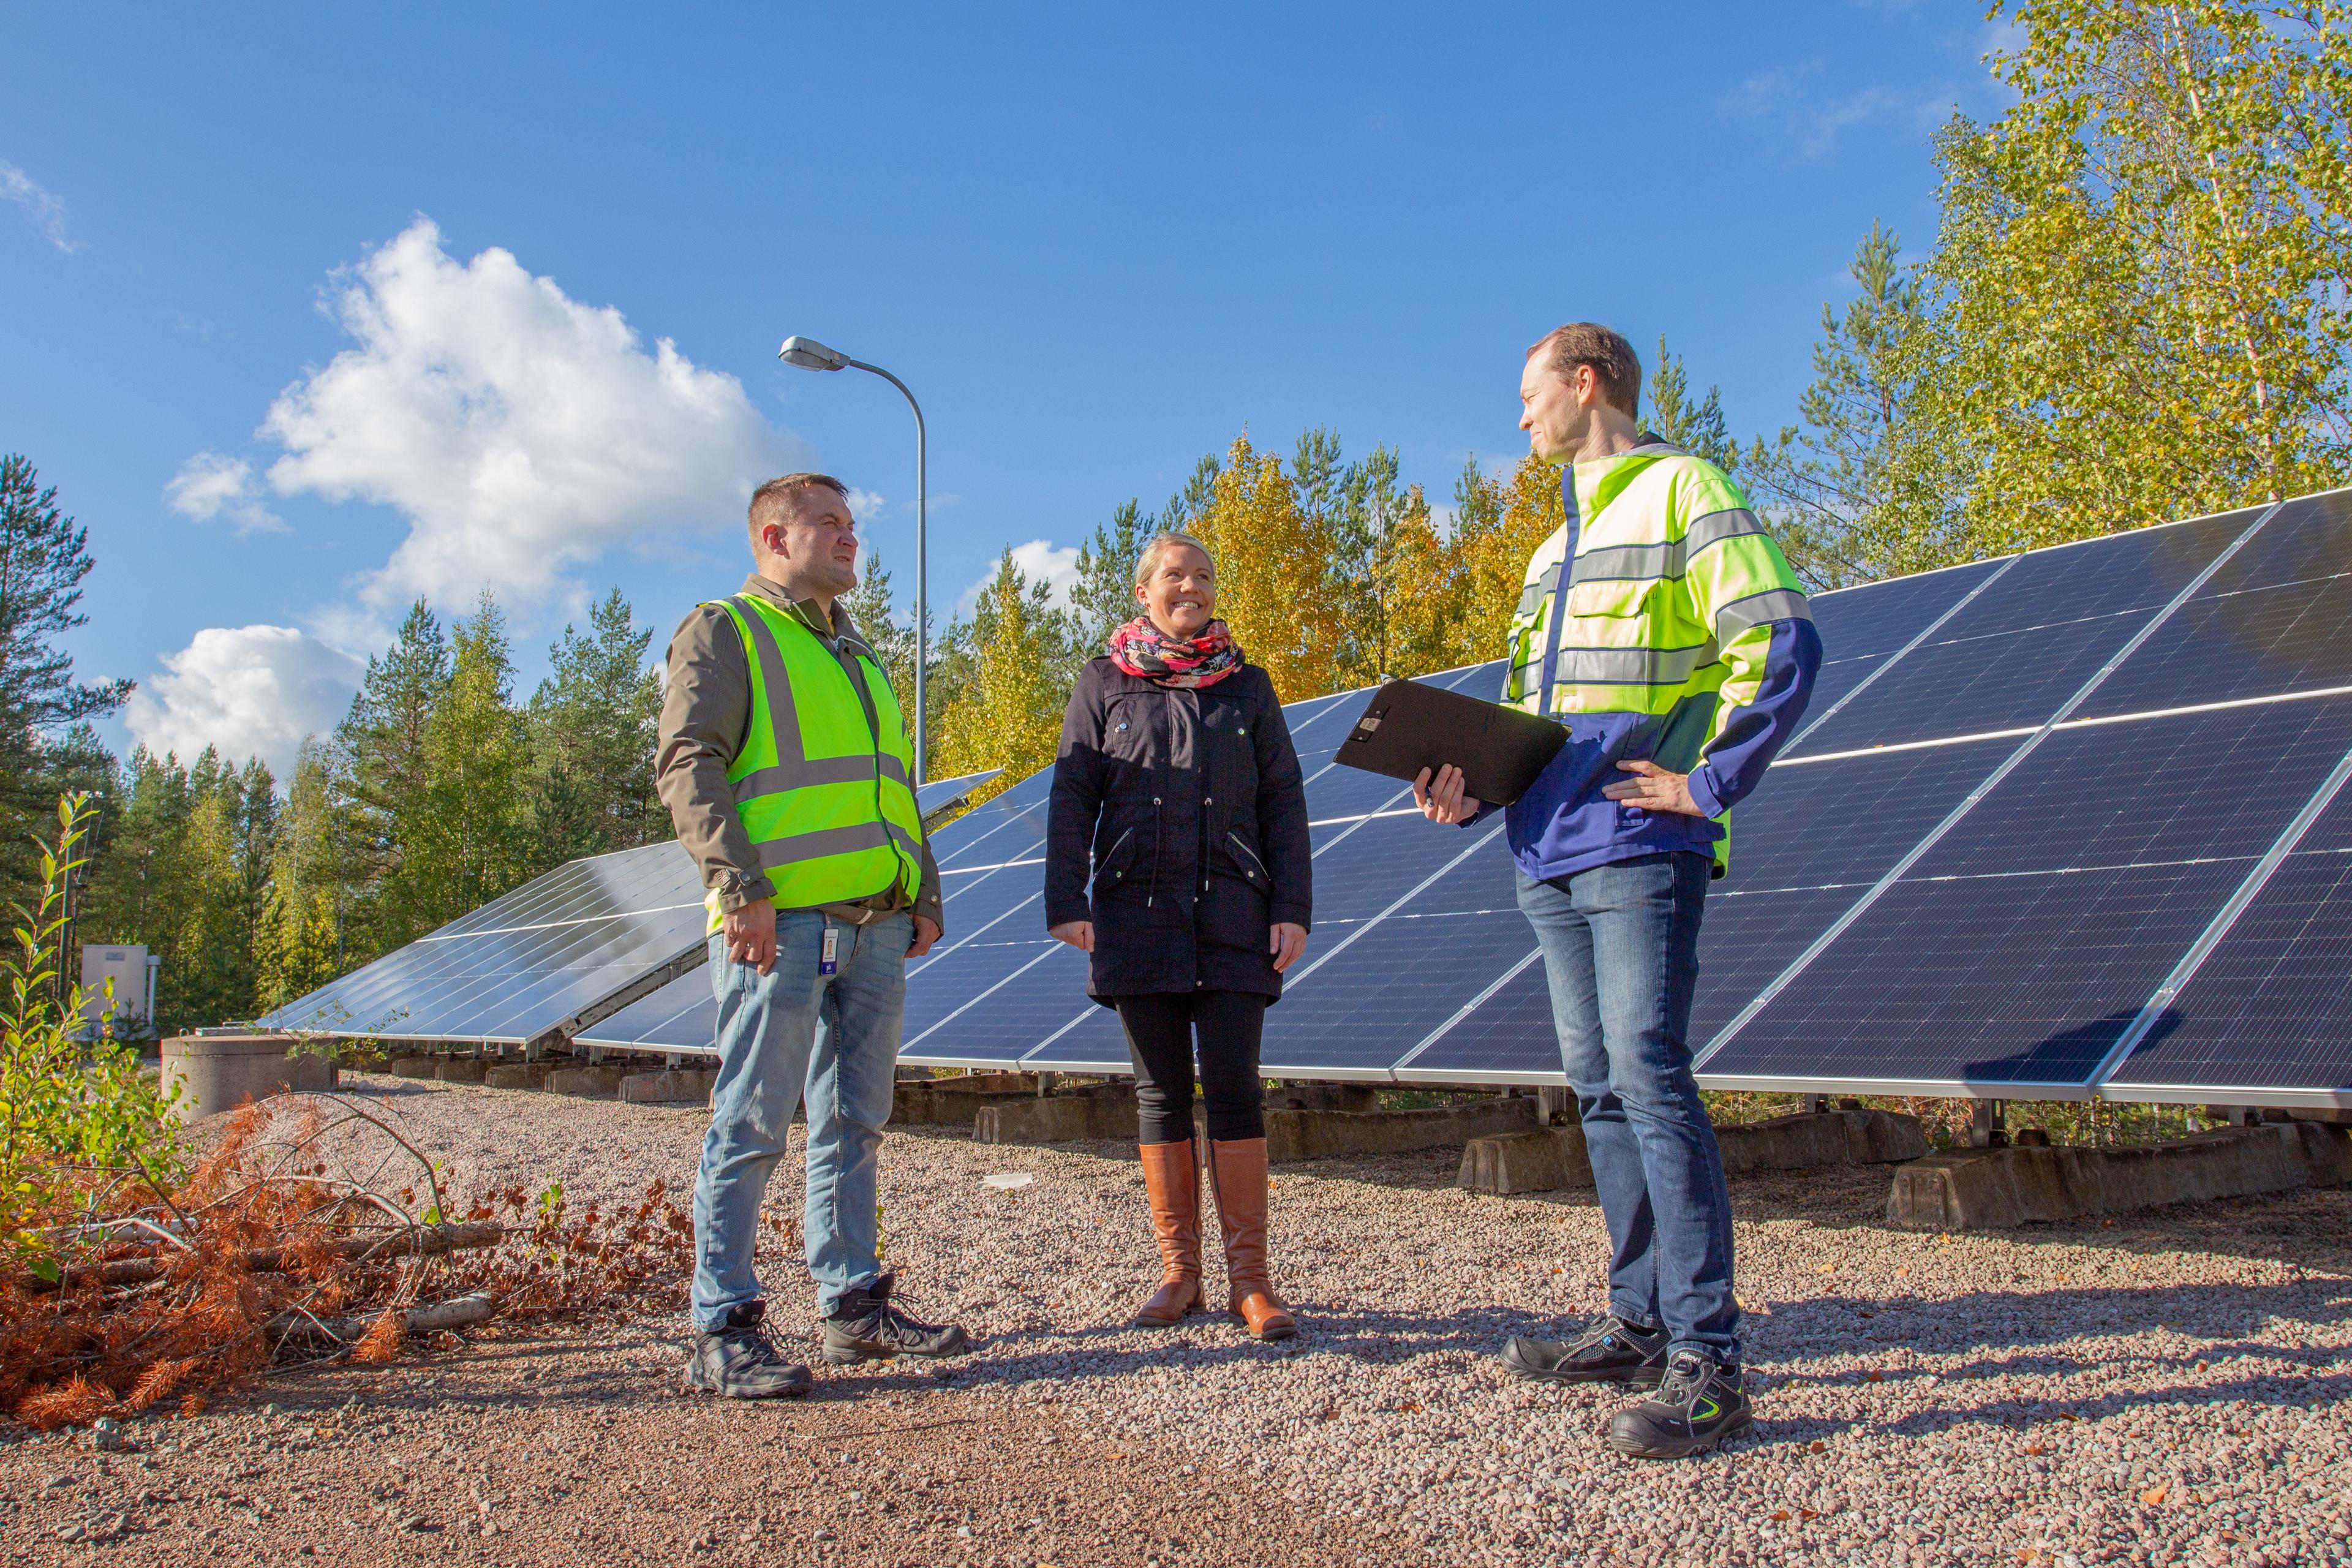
[1207,1137,1296,1340]
[1134,1140,1202,1327]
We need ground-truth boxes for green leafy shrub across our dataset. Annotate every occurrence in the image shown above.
[1,795,185,1277]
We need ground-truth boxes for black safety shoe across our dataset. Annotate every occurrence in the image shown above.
[684,1301,813,1398]
[820,1272,973,1365]
[1500,1316,1670,1386]
[1605,1349,1752,1459]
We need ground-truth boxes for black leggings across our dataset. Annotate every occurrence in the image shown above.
[1114,990,1268,1145]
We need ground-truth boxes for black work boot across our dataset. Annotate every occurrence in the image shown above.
[683,1301,813,1398]
[1501,1315,1670,1385]
[819,1272,973,1365]
[1605,1349,1752,1459]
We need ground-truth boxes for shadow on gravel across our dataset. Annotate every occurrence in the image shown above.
[1751,1276,2352,1359]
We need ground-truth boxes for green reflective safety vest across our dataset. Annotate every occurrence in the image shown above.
[705,594,925,933]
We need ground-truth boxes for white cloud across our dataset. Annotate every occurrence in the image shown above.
[255,217,802,616]
[124,625,366,777]
[165,451,285,534]
[1,160,75,252]
[844,486,886,520]
[1719,62,1951,158]
[957,539,1082,620]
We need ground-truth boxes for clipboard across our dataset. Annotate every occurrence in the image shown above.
[1335,677,1568,807]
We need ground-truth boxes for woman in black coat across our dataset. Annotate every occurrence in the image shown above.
[1045,532,1313,1340]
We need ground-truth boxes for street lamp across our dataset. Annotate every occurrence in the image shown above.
[777,334,930,786]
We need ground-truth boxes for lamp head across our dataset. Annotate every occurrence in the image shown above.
[777,335,850,372]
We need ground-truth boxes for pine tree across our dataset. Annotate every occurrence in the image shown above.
[1646,337,1741,473]
[0,456,132,895]
[335,600,452,948]
[1743,222,1936,589]
[832,547,904,698]
[527,588,665,862]
[410,595,533,925]
[258,739,352,1014]
[1066,500,1150,677]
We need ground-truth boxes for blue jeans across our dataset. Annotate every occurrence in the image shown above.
[1516,853,1739,1363]
[692,911,910,1329]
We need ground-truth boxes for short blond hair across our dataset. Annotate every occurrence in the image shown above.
[748,472,850,548]
[1134,531,1213,587]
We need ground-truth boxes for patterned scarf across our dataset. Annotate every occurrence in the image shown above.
[1107,616,1245,688]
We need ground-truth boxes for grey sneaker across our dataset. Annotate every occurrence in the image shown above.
[684,1301,813,1398]
[820,1272,972,1365]
[1606,1350,1752,1459]
[1501,1315,1671,1386]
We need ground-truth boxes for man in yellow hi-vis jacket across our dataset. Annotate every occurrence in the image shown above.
[1417,325,1820,1459]
[656,472,968,1398]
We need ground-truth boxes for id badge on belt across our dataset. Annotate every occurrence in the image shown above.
[820,926,841,976]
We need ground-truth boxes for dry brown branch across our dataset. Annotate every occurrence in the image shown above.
[2,1093,692,1428]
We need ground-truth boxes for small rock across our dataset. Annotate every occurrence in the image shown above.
[91,1417,130,1453]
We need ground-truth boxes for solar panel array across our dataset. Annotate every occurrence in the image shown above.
[304,489,2352,1108]
[265,841,709,1047]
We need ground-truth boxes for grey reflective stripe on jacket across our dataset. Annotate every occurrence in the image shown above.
[1567,508,1774,587]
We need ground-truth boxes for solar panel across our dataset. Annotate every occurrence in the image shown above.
[265,840,708,1046]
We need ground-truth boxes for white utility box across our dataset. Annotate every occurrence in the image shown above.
[79,943,154,1033]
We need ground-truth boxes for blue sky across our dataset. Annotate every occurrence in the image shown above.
[2,3,2009,776]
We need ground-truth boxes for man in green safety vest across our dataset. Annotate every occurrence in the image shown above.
[657,471,969,1398]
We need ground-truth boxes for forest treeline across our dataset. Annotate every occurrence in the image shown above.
[5,1,2346,1031]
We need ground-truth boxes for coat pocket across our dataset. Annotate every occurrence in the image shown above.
[1223,830,1272,892]
[1090,827,1138,897]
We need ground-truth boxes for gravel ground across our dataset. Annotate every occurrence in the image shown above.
[6,1074,2347,1567]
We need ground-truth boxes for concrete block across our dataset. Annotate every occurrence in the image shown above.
[484,1063,550,1090]
[1264,1083,1382,1114]
[973,1084,1137,1144]
[894,1072,1047,1126]
[160,1035,337,1122]
[1841,1107,1932,1164]
[546,1064,628,1100]
[434,1058,487,1084]
[620,1068,718,1106]
[1265,1095,1537,1162]
[1887,1123,2352,1231]
[1458,1125,1594,1194]
[1458,1109,1924,1196]
[387,1055,439,1080]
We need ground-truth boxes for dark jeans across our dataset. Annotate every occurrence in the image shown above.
[1516,852,1739,1364]
[1114,990,1268,1144]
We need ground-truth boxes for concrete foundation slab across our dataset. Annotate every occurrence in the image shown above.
[1458,1109,1928,1196]
[386,1055,439,1080]
[1887,1122,2352,1231]
[160,1035,336,1122]
[433,1058,488,1084]
[619,1068,718,1106]
[547,1064,628,1100]
[484,1063,551,1090]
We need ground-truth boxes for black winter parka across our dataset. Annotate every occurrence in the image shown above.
[1045,657,1313,1003]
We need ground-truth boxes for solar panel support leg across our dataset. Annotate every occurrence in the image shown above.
[1803,1094,1831,1115]
[1537,1087,1570,1126]
[1037,1071,1057,1098]
[1969,1099,2008,1149]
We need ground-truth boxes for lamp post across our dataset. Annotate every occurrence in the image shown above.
[777,334,930,786]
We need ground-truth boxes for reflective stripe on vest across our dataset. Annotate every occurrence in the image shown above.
[710,594,923,929]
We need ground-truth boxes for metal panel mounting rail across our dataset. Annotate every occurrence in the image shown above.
[1692,500,2284,1070]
